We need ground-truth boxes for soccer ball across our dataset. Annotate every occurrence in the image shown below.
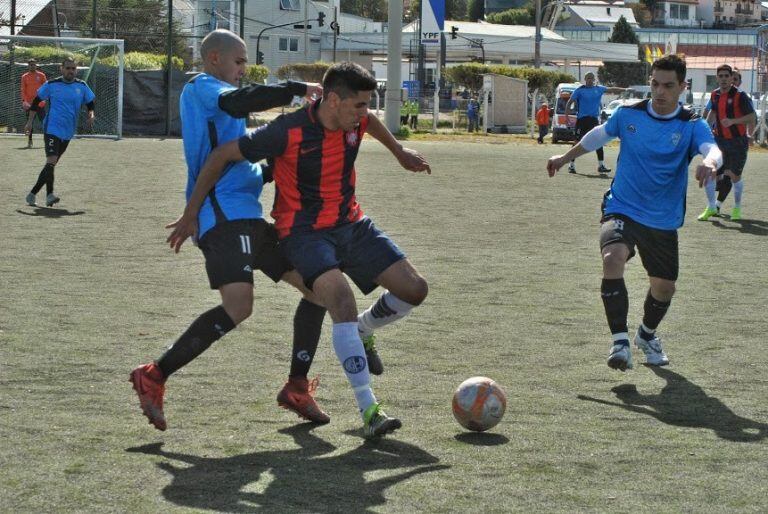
[452,376,506,432]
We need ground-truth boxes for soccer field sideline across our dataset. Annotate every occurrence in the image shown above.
[1,137,767,512]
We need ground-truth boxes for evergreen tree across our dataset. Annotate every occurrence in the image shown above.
[468,0,485,22]
[597,16,647,87]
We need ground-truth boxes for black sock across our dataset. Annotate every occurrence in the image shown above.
[46,165,55,196]
[717,176,732,203]
[596,147,605,161]
[642,290,671,333]
[31,163,54,195]
[601,278,629,342]
[157,305,236,377]
[289,299,326,378]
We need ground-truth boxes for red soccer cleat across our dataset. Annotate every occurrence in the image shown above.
[129,362,167,431]
[277,376,331,424]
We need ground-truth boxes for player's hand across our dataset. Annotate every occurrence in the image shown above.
[695,161,718,188]
[304,83,322,101]
[397,147,431,174]
[547,155,566,177]
[165,213,198,253]
[22,101,30,110]
[720,118,734,128]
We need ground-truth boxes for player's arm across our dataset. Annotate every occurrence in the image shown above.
[166,140,245,252]
[218,81,322,118]
[365,112,431,174]
[547,123,615,177]
[85,100,95,129]
[721,94,757,128]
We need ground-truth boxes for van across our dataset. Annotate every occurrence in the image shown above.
[551,83,579,143]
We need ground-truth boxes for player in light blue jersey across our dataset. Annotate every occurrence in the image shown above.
[548,55,722,372]
[565,72,625,174]
[24,57,95,207]
[130,29,329,431]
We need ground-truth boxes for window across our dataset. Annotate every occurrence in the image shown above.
[680,5,689,18]
[670,4,679,18]
[280,0,300,11]
[279,36,299,52]
[705,74,718,91]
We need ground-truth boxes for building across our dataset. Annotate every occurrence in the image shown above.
[651,0,700,27]
[556,1,640,28]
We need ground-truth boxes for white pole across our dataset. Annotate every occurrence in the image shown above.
[385,0,403,133]
[530,88,538,139]
[433,49,440,133]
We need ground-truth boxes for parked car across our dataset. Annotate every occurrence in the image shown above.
[551,83,579,143]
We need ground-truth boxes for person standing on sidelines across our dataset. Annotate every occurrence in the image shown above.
[698,64,756,222]
[20,58,46,148]
[409,98,419,130]
[191,62,432,438]
[129,29,329,431]
[536,102,550,144]
[547,55,722,371]
[24,57,94,207]
[565,72,625,174]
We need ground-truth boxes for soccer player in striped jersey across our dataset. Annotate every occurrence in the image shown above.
[188,62,432,438]
[24,57,95,207]
[547,55,722,372]
[130,29,329,431]
[699,66,756,221]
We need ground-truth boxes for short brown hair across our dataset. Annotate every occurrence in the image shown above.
[652,54,687,82]
[716,64,733,76]
[322,62,377,100]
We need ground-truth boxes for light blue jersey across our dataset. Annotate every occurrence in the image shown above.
[571,85,607,119]
[603,99,714,230]
[37,78,95,140]
[179,73,264,238]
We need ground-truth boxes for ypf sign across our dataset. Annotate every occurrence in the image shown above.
[420,0,445,45]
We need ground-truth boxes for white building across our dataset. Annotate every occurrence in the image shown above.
[556,1,639,28]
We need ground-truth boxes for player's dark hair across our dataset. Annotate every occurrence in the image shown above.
[716,64,733,76]
[322,62,377,100]
[652,54,687,82]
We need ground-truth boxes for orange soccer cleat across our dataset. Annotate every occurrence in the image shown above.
[277,376,331,424]
[129,362,167,431]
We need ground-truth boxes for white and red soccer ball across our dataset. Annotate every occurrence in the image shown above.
[452,376,507,432]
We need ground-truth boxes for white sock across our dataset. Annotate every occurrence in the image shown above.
[331,322,376,418]
[705,179,717,209]
[358,291,415,338]
[733,180,744,207]
[716,200,722,209]
[599,160,605,166]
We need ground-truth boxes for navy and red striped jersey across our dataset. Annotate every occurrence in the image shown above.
[239,100,368,238]
[710,86,754,139]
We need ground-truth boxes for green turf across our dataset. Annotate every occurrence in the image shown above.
[1,135,767,512]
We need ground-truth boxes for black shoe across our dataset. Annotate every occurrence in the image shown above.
[362,335,384,375]
[597,165,612,174]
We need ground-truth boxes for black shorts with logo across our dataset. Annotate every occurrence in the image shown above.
[715,136,748,177]
[197,219,292,289]
[599,214,679,281]
[44,133,70,158]
[575,116,600,141]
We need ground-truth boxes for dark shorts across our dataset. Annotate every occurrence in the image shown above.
[715,137,748,177]
[197,219,292,289]
[281,217,406,294]
[575,116,600,141]
[600,214,679,281]
[44,133,70,158]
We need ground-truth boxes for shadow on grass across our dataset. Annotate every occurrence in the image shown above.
[711,218,768,236]
[454,432,509,446]
[577,367,768,442]
[16,207,86,218]
[126,423,449,512]
[569,172,612,180]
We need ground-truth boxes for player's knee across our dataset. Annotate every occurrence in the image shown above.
[226,302,252,325]
[653,281,676,300]
[401,276,428,306]
[601,250,626,273]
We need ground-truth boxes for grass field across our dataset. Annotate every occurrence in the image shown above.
[1,134,767,513]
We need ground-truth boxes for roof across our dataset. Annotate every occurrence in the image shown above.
[0,0,51,37]
[410,20,565,40]
[566,3,639,26]
[684,55,755,70]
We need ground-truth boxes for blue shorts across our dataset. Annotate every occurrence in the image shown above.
[281,217,406,294]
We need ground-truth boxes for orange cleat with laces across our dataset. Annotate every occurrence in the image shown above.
[129,362,167,431]
[277,376,331,424]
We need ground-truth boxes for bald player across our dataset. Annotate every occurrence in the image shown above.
[129,29,330,431]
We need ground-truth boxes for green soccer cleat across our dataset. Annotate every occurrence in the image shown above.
[362,334,384,375]
[363,402,402,439]
[697,207,717,221]
[730,207,742,221]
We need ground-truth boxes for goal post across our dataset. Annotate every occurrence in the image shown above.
[0,35,124,139]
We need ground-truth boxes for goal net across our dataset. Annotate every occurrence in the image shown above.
[0,35,124,139]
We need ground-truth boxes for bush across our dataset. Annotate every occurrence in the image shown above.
[244,64,268,85]
[276,62,331,83]
[8,46,91,65]
[445,64,575,99]
[101,52,184,71]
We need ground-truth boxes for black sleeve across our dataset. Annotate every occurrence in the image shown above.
[29,96,42,111]
[86,101,95,111]
[218,81,308,118]
[739,92,755,115]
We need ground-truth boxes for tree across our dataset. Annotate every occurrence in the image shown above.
[408,0,469,23]
[341,0,388,22]
[468,0,485,22]
[597,16,647,87]
[486,6,535,25]
[81,0,187,56]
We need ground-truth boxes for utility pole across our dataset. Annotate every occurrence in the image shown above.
[332,6,338,62]
[534,0,542,68]
[385,0,403,133]
[10,0,15,35]
[166,0,173,136]
[304,0,309,59]
[239,0,245,40]
[92,0,97,37]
